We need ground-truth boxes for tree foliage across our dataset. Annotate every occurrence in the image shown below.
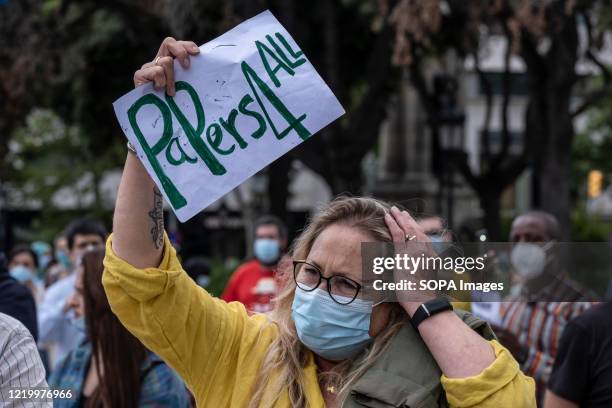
[386,0,612,239]
[573,89,612,198]
[2,0,401,226]
[2,0,610,241]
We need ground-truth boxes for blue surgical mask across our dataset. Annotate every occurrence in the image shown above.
[55,250,72,269]
[66,309,86,333]
[291,288,372,361]
[428,234,447,255]
[39,255,51,271]
[9,265,35,283]
[32,241,51,270]
[254,239,280,265]
[70,315,86,333]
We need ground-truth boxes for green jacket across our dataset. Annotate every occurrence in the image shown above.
[344,311,496,408]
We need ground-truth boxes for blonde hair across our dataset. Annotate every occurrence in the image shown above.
[248,196,409,407]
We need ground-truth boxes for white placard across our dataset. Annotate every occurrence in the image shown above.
[113,10,345,222]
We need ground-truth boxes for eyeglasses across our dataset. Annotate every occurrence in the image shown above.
[293,260,362,305]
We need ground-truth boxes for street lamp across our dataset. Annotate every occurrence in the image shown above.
[430,75,466,229]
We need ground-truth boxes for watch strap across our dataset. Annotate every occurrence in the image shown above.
[410,298,453,330]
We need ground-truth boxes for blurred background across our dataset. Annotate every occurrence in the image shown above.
[1,0,612,292]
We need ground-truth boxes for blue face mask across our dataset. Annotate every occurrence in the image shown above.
[427,234,447,255]
[39,255,51,271]
[254,239,280,265]
[70,315,86,333]
[55,250,72,269]
[31,241,51,270]
[9,265,36,283]
[291,288,373,361]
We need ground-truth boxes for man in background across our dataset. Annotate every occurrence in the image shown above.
[495,210,595,403]
[0,313,51,407]
[222,215,288,313]
[53,233,72,271]
[38,218,107,369]
[417,214,452,247]
[417,214,473,312]
[544,302,612,408]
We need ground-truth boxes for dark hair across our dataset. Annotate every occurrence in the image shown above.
[81,249,147,408]
[254,215,288,241]
[8,245,39,269]
[183,257,211,282]
[0,253,7,275]
[65,219,107,250]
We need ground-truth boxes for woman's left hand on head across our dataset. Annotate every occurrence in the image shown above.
[384,206,437,315]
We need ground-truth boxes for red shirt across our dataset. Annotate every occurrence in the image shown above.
[221,259,278,313]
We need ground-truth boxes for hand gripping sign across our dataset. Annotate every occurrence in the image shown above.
[113,10,345,222]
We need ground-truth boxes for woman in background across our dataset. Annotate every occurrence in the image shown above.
[50,248,190,407]
[8,244,44,303]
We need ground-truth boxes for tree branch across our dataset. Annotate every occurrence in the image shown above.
[473,50,493,164]
[344,27,397,148]
[580,10,611,84]
[519,28,546,79]
[448,152,479,191]
[495,156,528,189]
[570,82,612,117]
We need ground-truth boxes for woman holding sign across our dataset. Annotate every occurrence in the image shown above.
[103,38,535,407]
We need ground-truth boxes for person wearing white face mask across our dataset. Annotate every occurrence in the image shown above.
[221,215,289,313]
[494,210,597,404]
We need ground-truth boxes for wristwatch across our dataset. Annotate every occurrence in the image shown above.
[127,141,137,155]
[410,298,453,330]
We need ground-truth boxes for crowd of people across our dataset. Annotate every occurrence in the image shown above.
[1,203,611,407]
[0,37,610,408]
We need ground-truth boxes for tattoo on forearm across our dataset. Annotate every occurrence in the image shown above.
[148,187,164,249]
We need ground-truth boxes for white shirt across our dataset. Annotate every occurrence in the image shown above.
[0,313,52,407]
[37,274,83,368]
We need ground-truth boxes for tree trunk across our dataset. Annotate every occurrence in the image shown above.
[540,86,574,239]
[537,10,577,240]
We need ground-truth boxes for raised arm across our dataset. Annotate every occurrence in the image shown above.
[385,207,536,407]
[111,37,200,269]
[103,39,282,405]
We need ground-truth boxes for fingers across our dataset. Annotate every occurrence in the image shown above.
[134,37,200,92]
[156,37,200,69]
[134,65,166,90]
[389,206,425,241]
[384,212,405,243]
[156,56,176,96]
[179,40,200,55]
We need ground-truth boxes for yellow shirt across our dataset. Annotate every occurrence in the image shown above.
[102,234,535,407]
